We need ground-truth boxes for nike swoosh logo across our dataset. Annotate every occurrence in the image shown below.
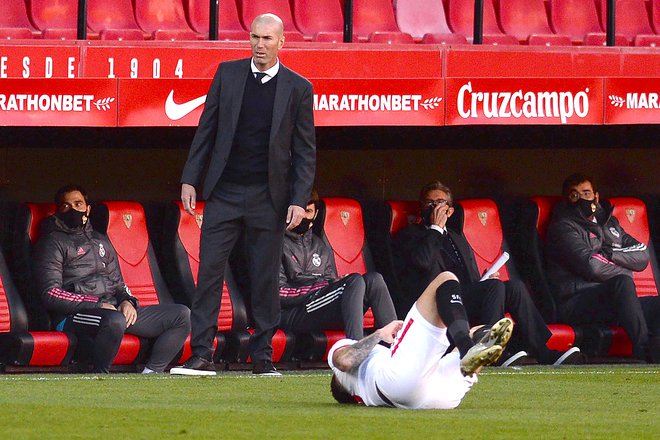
[165,90,207,121]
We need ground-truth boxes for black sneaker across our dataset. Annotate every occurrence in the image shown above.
[499,350,528,367]
[170,356,216,376]
[538,347,584,366]
[252,360,282,376]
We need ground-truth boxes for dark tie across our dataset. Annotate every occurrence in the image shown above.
[254,71,267,84]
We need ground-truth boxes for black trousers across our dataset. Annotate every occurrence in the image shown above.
[63,304,190,373]
[192,181,285,362]
[558,274,657,360]
[461,278,552,357]
[279,272,397,340]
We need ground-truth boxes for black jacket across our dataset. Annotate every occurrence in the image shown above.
[545,200,649,303]
[395,223,481,312]
[279,229,337,308]
[33,215,138,324]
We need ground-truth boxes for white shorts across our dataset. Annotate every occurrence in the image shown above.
[371,304,477,409]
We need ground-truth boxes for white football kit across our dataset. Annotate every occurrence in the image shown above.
[328,304,477,409]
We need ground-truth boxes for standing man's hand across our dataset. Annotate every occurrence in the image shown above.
[286,205,305,230]
[118,301,137,328]
[181,183,197,216]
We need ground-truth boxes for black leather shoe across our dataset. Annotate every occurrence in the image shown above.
[170,356,216,376]
[252,360,282,376]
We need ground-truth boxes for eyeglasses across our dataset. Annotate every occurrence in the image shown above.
[568,190,594,202]
[423,199,451,208]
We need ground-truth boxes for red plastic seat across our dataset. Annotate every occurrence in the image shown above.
[0,1,38,35]
[351,0,401,41]
[292,0,344,39]
[134,0,201,40]
[88,0,146,39]
[387,200,420,237]
[239,0,306,41]
[634,34,660,46]
[653,0,660,33]
[528,34,573,46]
[0,28,33,39]
[421,32,469,45]
[609,197,659,298]
[445,0,507,42]
[394,0,454,40]
[481,34,520,45]
[367,31,414,44]
[583,32,630,46]
[548,0,628,45]
[185,0,248,40]
[498,0,570,44]
[598,0,655,45]
[313,31,345,43]
[28,0,95,39]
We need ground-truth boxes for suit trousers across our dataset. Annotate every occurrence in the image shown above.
[461,278,552,357]
[192,181,285,362]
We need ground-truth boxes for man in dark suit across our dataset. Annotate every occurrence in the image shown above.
[170,14,316,376]
[395,181,582,366]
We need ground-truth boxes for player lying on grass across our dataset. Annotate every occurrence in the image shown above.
[328,271,512,409]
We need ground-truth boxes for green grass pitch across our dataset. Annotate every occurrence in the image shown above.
[1,365,658,439]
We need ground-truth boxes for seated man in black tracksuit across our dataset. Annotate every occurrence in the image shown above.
[395,181,582,366]
[279,190,396,340]
[546,173,660,362]
[33,184,191,373]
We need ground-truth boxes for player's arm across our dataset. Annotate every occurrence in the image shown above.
[331,320,403,372]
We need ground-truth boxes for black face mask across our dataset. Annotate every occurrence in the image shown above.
[291,217,313,235]
[56,209,87,229]
[421,206,434,226]
[573,198,597,219]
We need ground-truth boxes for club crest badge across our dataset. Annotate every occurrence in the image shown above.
[340,211,350,226]
[478,211,488,226]
[312,253,322,267]
[609,227,620,238]
[122,213,132,229]
[195,214,203,229]
[625,208,635,224]
[99,243,106,258]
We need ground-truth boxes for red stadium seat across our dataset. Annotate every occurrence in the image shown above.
[88,0,146,39]
[634,34,660,46]
[597,0,655,45]
[583,32,630,45]
[292,0,344,39]
[159,201,250,363]
[445,0,508,42]
[351,0,402,41]
[367,31,414,44]
[497,0,572,44]
[239,0,306,41]
[185,0,248,40]
[28,0,96,39]
[609,197,659,298]
[0,1,39,37]
[0,28,33,39]
[394,0,455,40]
[133,0,201,40]
[527,34,573,46]
[421,32,469,45]
[312,31,345,43]
[653,0,660,33]
[548,0,606,44]
[0,248,77,368]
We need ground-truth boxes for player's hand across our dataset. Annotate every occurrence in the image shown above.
[378,320,404,344]
[430,204,451,229]
[118,301,137,328]
[100,303,117,311]
[181,183,197,216]
[286,205,305,230]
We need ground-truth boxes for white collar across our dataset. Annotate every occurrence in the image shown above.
[251,58,280,79]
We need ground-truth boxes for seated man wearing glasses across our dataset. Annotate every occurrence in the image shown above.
[395,181,582,366]
[546,173,659,363]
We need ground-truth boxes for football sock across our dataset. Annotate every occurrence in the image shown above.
[435,280,473,357]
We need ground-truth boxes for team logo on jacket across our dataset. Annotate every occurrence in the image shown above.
[123,213,132,229]
[340,211,350,226]
[625,208,636,224]
[312,253,322,267]
[99,243,106,257]
[609,227,620,238]
[77,246,85,256]
[195,214,203,229]
[478,211,488,226]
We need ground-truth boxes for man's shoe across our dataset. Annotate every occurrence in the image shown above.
[170,356,216,376]
[499,350,528,367]
[551,347,584,366]
[252,360,282,376]
[460,344,503,376]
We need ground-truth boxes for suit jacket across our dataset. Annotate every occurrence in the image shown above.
[395,223,480,312]
[181,58,316,211]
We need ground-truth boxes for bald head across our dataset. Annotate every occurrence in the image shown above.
[250,13,285,70]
